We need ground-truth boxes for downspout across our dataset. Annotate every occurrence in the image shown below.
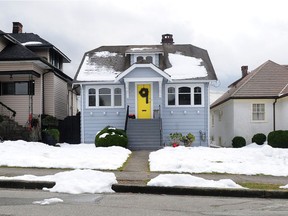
[80,84,84,143]
[273,98,278,131]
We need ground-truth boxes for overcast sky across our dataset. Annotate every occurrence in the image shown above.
[1,0,288,92]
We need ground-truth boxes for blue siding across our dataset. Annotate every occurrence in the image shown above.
[80,66,210,147]
[81,85,126,143]
[161,83,209,147]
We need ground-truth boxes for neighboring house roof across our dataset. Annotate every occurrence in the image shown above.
[8,33,70,63]
[0,31,72,82]
[74,43,217,82]
[211,60,288,109]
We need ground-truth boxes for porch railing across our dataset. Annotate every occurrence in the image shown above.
[0,102,16,118]
[124,105,129,132]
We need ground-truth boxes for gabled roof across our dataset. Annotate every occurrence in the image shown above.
[8,33,70,63]
[211,60,288,108]
[74,43,217,82]
[0,31,72,82]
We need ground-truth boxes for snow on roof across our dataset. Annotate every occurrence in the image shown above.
[21,41,43,46]
[76,52,121,81]
[165,53,207,79]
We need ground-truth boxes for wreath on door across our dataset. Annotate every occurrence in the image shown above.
[139,87,149,104]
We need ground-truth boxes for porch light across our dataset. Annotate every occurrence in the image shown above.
[90,112,93,116]
[103,111,106,116]
[170,111,173,115]
[183,110,187,115]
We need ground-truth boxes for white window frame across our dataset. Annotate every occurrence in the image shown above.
[165,84,204,107]
[252,103,265,122]
[86,85,124,109]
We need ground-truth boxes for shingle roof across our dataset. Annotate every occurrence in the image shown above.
[74,43,217,82]
[0,43,41,60]
[211,60,288,108]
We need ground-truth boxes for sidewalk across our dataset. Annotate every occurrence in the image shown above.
[1,151,288,198]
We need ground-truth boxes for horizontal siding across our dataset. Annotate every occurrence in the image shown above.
[44,72,55,116]
[0,62,34,71]
[0,76,42,126]
[54,76,68,120]
[83,108,126,143]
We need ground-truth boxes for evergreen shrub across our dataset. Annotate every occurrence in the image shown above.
[232,136,246,148]
[252,133,266,145]
[95,126,128,148]
[268,130,288,148]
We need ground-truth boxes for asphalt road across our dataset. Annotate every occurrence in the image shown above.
[1,189,288,216]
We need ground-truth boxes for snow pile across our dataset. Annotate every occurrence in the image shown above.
[0,169,117,194]
[0,140,131,170]
[165,53,207,79]
[149,144,288,176]
[76,52,121,81]
[33,198,63,205]
[148,174,244,189]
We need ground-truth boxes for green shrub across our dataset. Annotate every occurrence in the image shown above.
[252,133,266,145]
[268,130,288,148]
[95,126,128,148]
[232,136,246,148]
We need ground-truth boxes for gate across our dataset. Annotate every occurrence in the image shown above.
[59,114,80,144]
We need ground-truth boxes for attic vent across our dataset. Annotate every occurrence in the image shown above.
[12,22,23,34]
[161,34,174,45]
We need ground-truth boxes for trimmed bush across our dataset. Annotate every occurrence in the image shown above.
[95,126,128,148]
[252,133,266,145]
[232,136,246,148]
[268,130,288,148]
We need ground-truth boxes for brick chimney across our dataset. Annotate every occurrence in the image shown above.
[12,22,23,33]
[161,34,174,44]
[241,66,248,77]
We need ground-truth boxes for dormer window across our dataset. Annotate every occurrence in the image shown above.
[146,56,153,63]
[136,56,144,62]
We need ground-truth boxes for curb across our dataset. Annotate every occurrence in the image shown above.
[112,184,288,199]
[0,180,55,190]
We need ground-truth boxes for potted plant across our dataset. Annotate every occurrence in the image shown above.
[181,133,195,147]
[169,132,183,147]
[41,115,60,146]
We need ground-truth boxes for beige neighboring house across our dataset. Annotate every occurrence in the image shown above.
[0,22,77,127]
[210,60,288,147]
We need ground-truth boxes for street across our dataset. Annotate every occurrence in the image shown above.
[1,189,288,216]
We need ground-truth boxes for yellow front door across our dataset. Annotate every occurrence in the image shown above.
[137,84,151,119]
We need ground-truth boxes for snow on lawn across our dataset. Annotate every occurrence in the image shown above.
[0,169,117,194]
[0,140,131,170]
[149,144,288,177]
[147,174,244,189]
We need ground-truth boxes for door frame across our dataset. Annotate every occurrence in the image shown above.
[135,82,153,119]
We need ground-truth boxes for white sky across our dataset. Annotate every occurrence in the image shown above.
[1,0,288,91]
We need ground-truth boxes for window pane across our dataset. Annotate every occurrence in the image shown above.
[179,94,191,105]
[2,83,14,95]
[114,88,121,95]
[179,87,190,93]
[194,87,202,105]
[146,56,153,63]
[168,87,175,93]
[15,82,28,95]
[168,94,175,105]
[252,104,265,120]
[89,96,96,106]
[136,56,143,62]
[89,88,95,94]
[99,95,111,106]
[179,87,191,105]
[99,88,111,94]
[114,95,121,106]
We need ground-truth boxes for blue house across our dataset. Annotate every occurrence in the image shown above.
[74,34,217,149]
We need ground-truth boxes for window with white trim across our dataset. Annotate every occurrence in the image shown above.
[165,84,204,106]
[252,103,265,121]
[87,86,124,108]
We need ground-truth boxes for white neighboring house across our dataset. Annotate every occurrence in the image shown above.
[210,60,288,147]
